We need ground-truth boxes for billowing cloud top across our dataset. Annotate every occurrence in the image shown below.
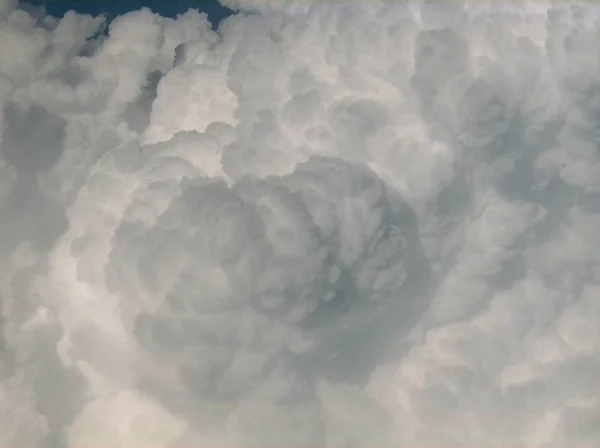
[1,0,600,446]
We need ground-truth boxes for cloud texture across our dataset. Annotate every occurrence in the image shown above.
[1,0,600,446]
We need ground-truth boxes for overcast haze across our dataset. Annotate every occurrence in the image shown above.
[1,0,600,447]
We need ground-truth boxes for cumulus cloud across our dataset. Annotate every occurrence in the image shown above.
[1,0,600,446]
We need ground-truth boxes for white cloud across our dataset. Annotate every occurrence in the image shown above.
[1,0,600,446]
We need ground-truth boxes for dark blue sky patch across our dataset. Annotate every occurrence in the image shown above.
[23,0,233,28]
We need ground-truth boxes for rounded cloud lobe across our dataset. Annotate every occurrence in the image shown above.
[1,0,600,447]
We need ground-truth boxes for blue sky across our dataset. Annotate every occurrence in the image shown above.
[24,0,234,27]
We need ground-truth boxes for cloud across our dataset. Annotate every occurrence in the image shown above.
[1,0,600,447]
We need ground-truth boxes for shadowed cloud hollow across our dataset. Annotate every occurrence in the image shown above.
[1,0,600,447]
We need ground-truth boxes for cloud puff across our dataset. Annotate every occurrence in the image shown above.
[1,0,600,447]
[52,135,426,445]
